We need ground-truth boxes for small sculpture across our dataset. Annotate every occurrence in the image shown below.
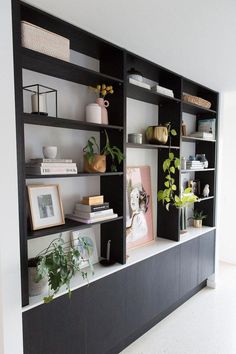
[203,184,210,197]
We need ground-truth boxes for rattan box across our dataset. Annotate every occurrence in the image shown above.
[183,93,211,109]
[21,21,70,62]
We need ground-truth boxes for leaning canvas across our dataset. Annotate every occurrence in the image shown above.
[126,166,154,250]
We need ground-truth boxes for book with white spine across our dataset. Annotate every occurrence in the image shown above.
[73,208,114,219]
[29,158,73,163]
[26,166,78,175]
[67,213,118,224]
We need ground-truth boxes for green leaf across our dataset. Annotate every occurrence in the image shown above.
[169,152,174,161]
[164,181,170,188]
[172,184,177,191]
[171,129,177,136]
[174,158,180,169]
[163,159,170,172]
[170,166,175,174]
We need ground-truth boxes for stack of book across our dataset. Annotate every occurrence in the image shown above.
[67,195,118,224]
[186,160,204,170]
[26,158,78,175]
[189,132,214,140]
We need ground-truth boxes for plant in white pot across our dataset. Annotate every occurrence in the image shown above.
[188,209,207,228]
[28,234,94,303]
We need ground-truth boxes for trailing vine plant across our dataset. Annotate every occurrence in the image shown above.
[157,126,198,210]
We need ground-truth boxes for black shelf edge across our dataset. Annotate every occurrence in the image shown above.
[197,196,214,202]
[126,83,181,106]
[27,216,123,239]
[26,172,124,179]
[182,136,216,143]
[22,47,124,86]
[182,101,216,115]
[23,113,124,131]
[181,168,215,173]
[26,172,123,179]
[126,142,180,150]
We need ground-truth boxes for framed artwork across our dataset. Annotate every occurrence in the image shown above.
[126,166,154,250]
[71,228,98,268]
[27,184,65,230]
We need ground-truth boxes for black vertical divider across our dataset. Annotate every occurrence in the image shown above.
[157,101,181,241]
[100,52,126,264]
[12,0,29,306]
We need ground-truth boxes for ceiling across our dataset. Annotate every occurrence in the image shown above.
[25,0,236,92]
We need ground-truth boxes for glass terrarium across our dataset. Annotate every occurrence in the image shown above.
[23,84,58,117]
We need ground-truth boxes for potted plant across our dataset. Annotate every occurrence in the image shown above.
[28,234,94,303]
[188,209,207,228]
[83,130,124,173]
[157,137,198,233]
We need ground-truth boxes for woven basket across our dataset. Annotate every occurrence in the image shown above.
[183,93,211,109]
[21,21,70,62]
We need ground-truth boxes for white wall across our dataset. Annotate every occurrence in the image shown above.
[218,92,236,264]
[0,1,23,354]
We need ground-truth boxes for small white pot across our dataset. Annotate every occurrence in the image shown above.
[86,103,102,124]
[43,146,57,159]
[28,267,48,297]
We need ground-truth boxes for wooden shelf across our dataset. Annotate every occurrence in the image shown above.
[27,216,123,239]
[182,101,216,115]
[22,48,123,87]
[126,142,180,150]
[182,136,216,143]
[23,113,123,131]
[181,168,215,173]
[127,83,181,106]
[26,172,123,179]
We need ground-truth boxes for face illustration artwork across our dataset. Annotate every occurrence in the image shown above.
[130,187,140,212]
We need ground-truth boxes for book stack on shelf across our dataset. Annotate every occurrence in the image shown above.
[189,132,213,140]
[26,158,78,175]
[67,195,118,224]
[186,160,204,170]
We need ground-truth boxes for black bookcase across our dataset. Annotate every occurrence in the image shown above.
[12,1,218,307]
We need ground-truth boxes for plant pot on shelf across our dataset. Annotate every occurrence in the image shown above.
[28,258,48,297]
[84,154,106,173]
[145,125,168,144]
[96,98,109,125]
[193,219,203,228]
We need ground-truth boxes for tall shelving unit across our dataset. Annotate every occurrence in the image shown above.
[12,0,218,312]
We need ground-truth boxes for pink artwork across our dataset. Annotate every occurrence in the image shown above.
[126,166,154,250]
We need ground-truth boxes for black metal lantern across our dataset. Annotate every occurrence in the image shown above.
[23,84,58,117]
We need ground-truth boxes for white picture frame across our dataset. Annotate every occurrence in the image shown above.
[71,228,98,268]
[27,184,65,230]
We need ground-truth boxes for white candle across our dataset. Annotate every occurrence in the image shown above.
[31,93,47,114]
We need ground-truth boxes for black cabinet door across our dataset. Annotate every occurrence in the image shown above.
[23,286,86,354]
[198,231,215,283]
[126,246,180,334]
[86,270,126,354]
[180,238,199,298]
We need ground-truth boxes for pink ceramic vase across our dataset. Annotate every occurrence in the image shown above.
[96,97,109,124]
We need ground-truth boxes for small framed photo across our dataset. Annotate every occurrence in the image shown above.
[71,228,98,268]
[27,184,65,230]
